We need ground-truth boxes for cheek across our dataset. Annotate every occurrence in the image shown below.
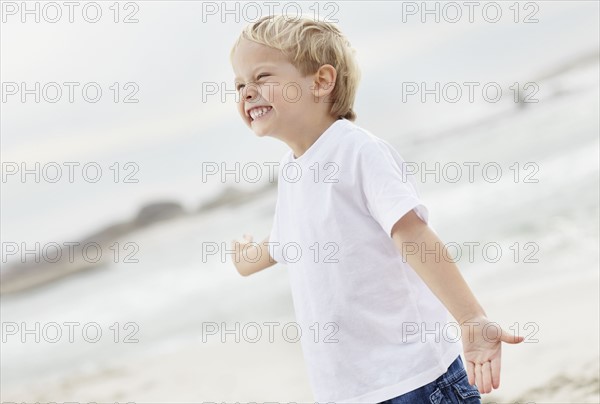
[292,84,306,101]
[257,85,274,103]
[267,85,292,109]
[285,83,308,106]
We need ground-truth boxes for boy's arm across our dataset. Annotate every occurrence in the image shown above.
[390,209,524,394]
[231,234,277,276]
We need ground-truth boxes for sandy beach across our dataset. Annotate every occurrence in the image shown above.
[2,267,598,403]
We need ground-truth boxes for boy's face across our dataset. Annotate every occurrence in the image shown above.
[232,38,320,138]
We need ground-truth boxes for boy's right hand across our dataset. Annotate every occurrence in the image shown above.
[231,233,255,271]
[230,233,277,276]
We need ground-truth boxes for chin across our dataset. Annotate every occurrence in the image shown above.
[253,129,271,137]
[250,122,271,137]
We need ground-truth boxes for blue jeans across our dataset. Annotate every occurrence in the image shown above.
[379,355,482,404]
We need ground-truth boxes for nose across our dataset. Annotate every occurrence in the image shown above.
[242,83,258,101]
[245,92,255,101]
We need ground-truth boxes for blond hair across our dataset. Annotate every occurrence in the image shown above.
[230,14,361,121]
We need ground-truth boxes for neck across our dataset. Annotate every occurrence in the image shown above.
[289,115,339,159]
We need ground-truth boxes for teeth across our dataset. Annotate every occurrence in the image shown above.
[249,106,272,120]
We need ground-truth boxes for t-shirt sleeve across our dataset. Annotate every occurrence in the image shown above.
[357,140,429,238]
[266,154,289,264]
[267,162,285,263]
[268,201,281,263]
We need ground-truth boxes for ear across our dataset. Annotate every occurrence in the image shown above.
[311,64,337,99]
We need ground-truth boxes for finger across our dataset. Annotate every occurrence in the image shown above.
[466,359,475,386]
[500,327,525,344]
[491,356,501,389]
[482,361,492,393]
[475,362,483,394]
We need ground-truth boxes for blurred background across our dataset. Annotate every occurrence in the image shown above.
[1,1,598,402]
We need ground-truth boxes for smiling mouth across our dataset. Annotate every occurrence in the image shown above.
[249,106,273,122]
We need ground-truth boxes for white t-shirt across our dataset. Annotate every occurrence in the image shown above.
[268,118,463,403]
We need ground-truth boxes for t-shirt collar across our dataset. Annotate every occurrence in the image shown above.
[289,118,350,164]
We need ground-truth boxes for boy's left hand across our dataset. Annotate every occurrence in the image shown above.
[459,315,525,394]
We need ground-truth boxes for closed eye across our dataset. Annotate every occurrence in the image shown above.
[236,73,271,91]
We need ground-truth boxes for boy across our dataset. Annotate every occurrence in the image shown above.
[229,14,524,403]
